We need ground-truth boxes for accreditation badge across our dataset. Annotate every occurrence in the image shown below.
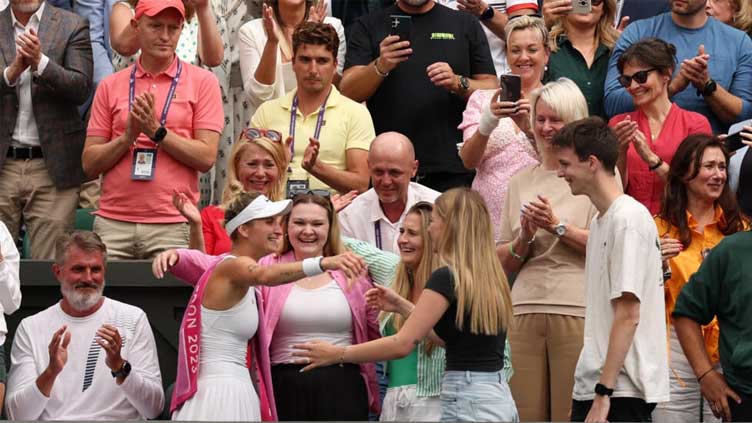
[131,148,157,181]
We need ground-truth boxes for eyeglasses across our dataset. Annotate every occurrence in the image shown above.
[288,189,331,199]
[617,68,659,88]
[243,127,283,142]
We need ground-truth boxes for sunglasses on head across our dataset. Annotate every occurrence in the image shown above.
[288,189,331,199]
[617,68,659,88]
[244,127,283,142]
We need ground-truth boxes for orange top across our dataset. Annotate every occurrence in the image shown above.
[655,207,725,363]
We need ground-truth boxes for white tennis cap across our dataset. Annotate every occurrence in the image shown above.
[225,195,292,236]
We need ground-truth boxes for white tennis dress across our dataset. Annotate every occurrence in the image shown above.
[172,280,260,421]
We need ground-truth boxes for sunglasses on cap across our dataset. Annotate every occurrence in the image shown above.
[243,127,283,142]
[288,189,331,199]
[617,68,658,88]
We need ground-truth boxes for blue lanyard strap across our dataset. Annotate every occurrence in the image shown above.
[129,59,183,127]
[374,221,382,250]
[288,90,331,159]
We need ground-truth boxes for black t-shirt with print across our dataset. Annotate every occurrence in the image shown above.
[345,3,495,175]
[425,266,506,372]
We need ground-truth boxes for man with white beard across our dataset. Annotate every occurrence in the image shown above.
[5,231,164,420]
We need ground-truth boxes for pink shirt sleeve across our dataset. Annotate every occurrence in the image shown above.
[193,71,225,133]
[86,78,114,139]
[458,89,489,141]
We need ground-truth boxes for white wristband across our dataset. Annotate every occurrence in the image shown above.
[302,256,324,277]
[478,99,500,136]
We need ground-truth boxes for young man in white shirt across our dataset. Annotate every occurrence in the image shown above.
[338,132,439,254]
[6,231,164,420]
[0,221,22,411]
[552,117,669,422]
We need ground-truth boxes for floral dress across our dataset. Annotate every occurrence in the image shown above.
[458,89,539,240]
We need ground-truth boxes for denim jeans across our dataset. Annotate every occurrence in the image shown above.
[440,370,519,422]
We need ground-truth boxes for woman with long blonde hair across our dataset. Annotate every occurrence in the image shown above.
[173,129,290,254]
[293,188,518,422]
[366,202,445,421]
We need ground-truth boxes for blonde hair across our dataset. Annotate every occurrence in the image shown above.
[222,134,288,204]
[223,184,263,240]
[433,188,513,335]
[279,194,344,257]
[504,15,549,47]
[735,0,752,34]
[381,202,441,355]
[530,77,589,128]
[549,0,619,52]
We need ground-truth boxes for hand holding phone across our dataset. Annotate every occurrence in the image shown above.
[726,119,752,151]
[499,74,522,102]
[390,14,412,41]
[570,0,592,14]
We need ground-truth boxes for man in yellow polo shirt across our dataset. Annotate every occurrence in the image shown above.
[251,22,374,195]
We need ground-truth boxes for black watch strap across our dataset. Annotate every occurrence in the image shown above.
[151,126,167,143]
[698,79,717,97]
[111,360,132,378]
[595,383,614,397]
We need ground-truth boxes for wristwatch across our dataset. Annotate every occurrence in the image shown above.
[458,75,470,93]
[699,79,717,97]
[150,126,167,144]
[480,6,495,21]
[554,222,567,238]
[594,383,614,397]
[111,360,132,379]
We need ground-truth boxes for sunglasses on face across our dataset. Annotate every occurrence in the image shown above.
[617,68,659,88]
[289,189,331,199]
[591,0,603,6]
[243,127,283,142]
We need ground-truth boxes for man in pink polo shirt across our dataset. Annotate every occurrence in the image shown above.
[82,0,223,259]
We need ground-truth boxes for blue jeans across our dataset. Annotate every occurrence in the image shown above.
[440,370,519,422]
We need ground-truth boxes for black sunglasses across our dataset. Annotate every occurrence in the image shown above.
[591,0,603,5]
[618,68,658,88]
[288,189,331,199]
[243,127,283,142]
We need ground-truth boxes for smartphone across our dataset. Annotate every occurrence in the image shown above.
[499,74,522,102]
[390,14,412,41]
[726,119,752,151]
[570,0,592,14]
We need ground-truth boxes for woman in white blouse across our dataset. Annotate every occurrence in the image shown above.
[237,0,345,122]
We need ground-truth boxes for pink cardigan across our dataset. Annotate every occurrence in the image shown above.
[169,250,277,421]
[258,251,382,415]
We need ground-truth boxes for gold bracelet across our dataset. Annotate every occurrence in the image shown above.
[339,346,347,367]
[373,59,389,77]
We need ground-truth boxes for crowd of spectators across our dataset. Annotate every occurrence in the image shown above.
[1,0,752,421]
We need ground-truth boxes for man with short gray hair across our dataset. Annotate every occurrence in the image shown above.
[6,231,164,420]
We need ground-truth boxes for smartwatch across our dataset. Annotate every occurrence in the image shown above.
[111,360,132,379]
[699,79,717,97]
[151,126,167,144]
[480,6,495,21]
[594,383,614,397]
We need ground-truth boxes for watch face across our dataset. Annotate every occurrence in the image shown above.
[555,224,566,236]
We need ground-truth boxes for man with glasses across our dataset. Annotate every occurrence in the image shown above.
[604,0,752,134]
[82,0,224,259]
[251,21,375,195]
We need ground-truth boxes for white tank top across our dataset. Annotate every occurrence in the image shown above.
[200,257,259,373]
[270,280,353,364]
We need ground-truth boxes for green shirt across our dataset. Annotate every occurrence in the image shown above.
[343,237,399,286]
[673,231,752,395]
[384,323,419,388]
[545,36,611,118]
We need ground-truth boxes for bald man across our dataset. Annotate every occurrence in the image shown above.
[338,132,440,254]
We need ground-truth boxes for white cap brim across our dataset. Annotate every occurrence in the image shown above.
[225,195,292,236]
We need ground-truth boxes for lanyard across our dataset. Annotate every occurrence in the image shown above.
[129,59,183,128]
[374,221,383,250]
[288,90,330,159]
